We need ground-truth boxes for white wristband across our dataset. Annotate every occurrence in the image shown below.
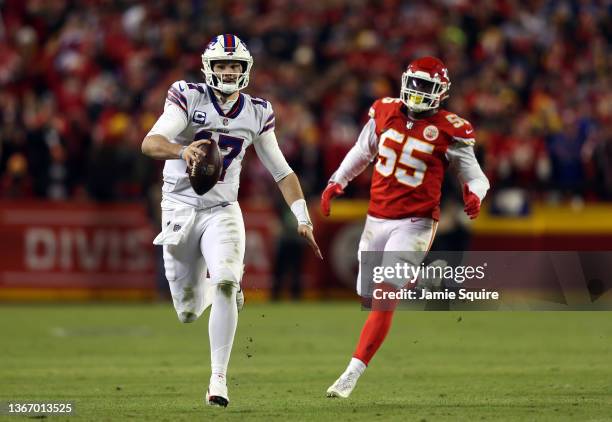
[178,146,187,160]
[290,199,312,228]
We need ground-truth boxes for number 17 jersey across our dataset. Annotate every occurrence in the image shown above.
[161,80,275,208]
[368,98,476,221]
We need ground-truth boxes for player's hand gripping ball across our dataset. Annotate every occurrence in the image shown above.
[187,141,222,195]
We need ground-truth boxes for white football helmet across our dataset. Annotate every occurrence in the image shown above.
[201,34,253,94]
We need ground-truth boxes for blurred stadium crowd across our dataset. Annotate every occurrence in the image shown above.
[1,0,610,204]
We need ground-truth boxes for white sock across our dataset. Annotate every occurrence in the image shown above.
[346,357,366,376]
[209,283,238,384]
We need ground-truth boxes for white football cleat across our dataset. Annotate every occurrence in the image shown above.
[236,288,244,312]
[326,371,361,398]
[206,377,229,407]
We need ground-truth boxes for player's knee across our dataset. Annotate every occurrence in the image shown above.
[177,311,198,323]
[216,282,237,299]
[210,262,243,287]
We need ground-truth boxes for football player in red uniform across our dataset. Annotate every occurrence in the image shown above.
[321,57,490,398]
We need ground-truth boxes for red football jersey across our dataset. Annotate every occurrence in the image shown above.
[367,97,475,220]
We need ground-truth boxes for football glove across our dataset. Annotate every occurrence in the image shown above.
[463,183,481,219]
[320,182,344,217]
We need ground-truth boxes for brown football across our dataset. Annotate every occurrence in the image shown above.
[187,141,222,195]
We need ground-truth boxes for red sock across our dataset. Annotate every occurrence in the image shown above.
[352,309,395,365]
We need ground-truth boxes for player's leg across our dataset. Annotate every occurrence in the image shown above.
[160,208,209,323]
[327,216,390,398]
[352,219,437,360]
[202,275,244,312]
[200,203,245,407]
[327,217,438,398]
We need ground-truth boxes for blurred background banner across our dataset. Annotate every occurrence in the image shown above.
[0,200,155,300]
[0,0,610,302]
[241,202,279,291]
[2,198,612,302]
[0,200,283,301]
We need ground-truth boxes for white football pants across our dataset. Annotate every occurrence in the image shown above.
[356,215,438,296]
[159,200,245,321]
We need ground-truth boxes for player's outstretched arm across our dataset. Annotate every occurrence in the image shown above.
[277,173,323,260]
[321,118,378,216]
[254,130,323,260]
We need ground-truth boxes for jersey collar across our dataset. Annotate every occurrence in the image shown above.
[207,85,245,119]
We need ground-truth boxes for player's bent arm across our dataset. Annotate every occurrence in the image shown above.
[142,133,208,167]
[446,143,490,200]
[141,134,184,160]
[141,104,189,160]
[329,118,378,188]
[141,104,206,165]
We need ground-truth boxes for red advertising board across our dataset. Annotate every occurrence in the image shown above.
[0,201,156,300]
[0,200,281,301]
[4,199,608,301]
[241,202,278,290]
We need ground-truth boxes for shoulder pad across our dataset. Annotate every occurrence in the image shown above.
[439,111,475,145]
[254,97,275,136]
[249,95,270,109]
[166,80,190,115]
[369,97,402,119]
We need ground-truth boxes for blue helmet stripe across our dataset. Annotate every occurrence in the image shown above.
[224,34,236,52]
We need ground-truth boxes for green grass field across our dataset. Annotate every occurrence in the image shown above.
[1,303,611,421]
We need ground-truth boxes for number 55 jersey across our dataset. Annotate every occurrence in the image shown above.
[330,97,489,221]
[148,80,290,209]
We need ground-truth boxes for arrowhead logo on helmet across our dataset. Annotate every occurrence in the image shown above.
[202,34,253,94]
[400,56,451,112]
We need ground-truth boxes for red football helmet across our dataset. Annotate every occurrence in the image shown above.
[401,56,450,112]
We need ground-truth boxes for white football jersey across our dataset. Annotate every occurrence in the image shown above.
[161,80,276,208]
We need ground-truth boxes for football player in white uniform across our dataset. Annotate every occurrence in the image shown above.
[141,34,322,408]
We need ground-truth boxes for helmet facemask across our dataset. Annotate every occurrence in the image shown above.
[202,59,252,94]
[400,71,449,112]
